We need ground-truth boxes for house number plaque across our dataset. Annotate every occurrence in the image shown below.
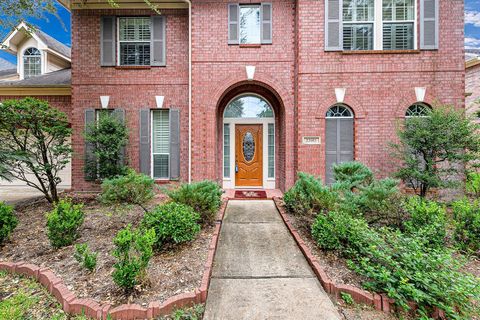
[302,136,321,145]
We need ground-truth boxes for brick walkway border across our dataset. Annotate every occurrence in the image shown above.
[272,197,446,319]
[0,199,229,320]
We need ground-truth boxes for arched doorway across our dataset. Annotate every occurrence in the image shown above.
[222,94,276,188]
[325,104,354,184]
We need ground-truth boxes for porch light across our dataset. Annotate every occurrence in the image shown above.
[415,87,426,102]
[335,88,346,103]
[155,96,165,108]
[246,66,255,80]
[100,96,110,109]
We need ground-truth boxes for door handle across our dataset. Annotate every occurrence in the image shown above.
[235,163,239,173]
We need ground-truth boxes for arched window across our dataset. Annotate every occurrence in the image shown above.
[326,104,354,118]
[224,95,274,118]
[23,47,42,79]
[406,103,431,117]
[325,104,354,184]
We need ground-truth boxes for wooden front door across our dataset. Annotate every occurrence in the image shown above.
[235,124,263,187]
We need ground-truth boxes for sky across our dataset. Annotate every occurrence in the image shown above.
[0,0,480,64]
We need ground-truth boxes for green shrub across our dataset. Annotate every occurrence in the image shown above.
[101,168,155,212]
[112,225,155,291]
[340,292,354,305]
[313,209,479,319]
[166,181,222,224]
[46,199,84,248]
[141,202,200,249]
[0,202,17,245]
[84,110,128,180]
[466,172,480,198]
[74,243,98,272]
[283,172,338,216]
[452,198,480,255]
[403,196,446,248]
[332,161,373,189]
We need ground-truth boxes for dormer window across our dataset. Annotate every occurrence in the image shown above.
[23,47,42,79]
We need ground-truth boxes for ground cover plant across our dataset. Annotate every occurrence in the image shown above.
[284,163,480,319]
[74,243,98,272]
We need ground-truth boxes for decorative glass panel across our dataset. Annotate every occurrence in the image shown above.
[268,123,275,178]
[406,103,431,117]
[152,110,170,179]
[343,0,375,22]
[243,132,255,162]
[118,17,151,66]
[224,124,230,178]
[239,5,261,44]
[23,47,41,79]
[383,0,415,21]
[224,95,274,118]
[326,105,354,118]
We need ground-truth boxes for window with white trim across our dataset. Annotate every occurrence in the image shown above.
[118,17,151,66]
[23,47,42,79]
[268,123,275,178]
[152,110,170,179]
[240,5,261,44]
[406,103,431,117]
[341,0,416,51]
[223,123,230,178]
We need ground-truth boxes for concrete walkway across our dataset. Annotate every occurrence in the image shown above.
[204,200,341,320]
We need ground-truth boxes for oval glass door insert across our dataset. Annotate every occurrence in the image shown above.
[243,132,255,162]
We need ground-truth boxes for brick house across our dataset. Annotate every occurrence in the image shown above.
[466,51,480,121]
[0,0,465,192]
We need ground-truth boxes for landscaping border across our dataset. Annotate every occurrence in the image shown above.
[0,199,228,320]
[272,197,446,319]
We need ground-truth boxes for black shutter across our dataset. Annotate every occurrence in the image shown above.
[169,108,180,180]
[84,109,96,180]
[112,109,126,166]
[228,4,240,44]
[325,117,354,183]
[151,16,166,66]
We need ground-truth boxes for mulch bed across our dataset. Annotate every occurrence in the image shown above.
[0,193,215,308]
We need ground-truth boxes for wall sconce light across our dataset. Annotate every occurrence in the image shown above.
[100,96,110,109]
[155,96,165,108]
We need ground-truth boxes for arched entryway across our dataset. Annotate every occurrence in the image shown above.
[216,82,285,190]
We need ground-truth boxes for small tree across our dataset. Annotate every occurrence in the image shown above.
[390,106,480,197]
[84,111,128,180]
[0,97,72,203]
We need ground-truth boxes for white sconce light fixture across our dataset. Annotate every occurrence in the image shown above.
[335,88,346,103]
[415,87,426,102]
[100,96,110,109]
[246,66,256,80]
[155,96,165,109]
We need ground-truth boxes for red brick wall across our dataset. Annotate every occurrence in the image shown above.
[71,9,188,191]
[70,0,465,191]
[466,63,480,121]
[296,0,465,181]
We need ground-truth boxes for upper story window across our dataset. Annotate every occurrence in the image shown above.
[23,47,41,79]
[228,3,272,45]
[118,17,151,66]
[100,16,165,67]
[325,0,438,52]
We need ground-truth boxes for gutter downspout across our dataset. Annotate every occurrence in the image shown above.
[181,0,192,183]
[188,0,192,184]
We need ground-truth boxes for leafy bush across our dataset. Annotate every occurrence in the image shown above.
[141,202,200,249]
[313,211,480,319]
[403,196,446,248]
[46,200,84,248]
[74,243,98,272]
[283,172,338,216]
[112,225,155,291]
[166,181,222,224]
[452,198,480,255]
[101,168,155,212]
[332,161,373,189]
[84,110,128,180]
[466,172,480,198]
[0,202,17,245]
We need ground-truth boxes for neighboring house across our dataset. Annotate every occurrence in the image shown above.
[466,49,480,122]
[0,22,72,188]
[0,58,18,81]
[0,0,466,192]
